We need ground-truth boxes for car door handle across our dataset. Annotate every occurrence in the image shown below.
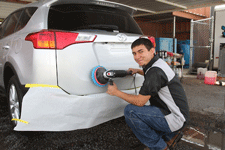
[3,45,10,50]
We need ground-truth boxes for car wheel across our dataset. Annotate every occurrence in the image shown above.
[7,76,23,127]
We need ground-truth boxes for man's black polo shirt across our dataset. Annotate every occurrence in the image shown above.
[139,55,189,132]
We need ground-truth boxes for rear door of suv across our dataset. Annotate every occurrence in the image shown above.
[48,3,144,95]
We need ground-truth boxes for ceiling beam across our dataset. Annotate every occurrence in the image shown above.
[173,11,207,20]
[4,0,30,4]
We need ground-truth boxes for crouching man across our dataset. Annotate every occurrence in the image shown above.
[107,38,189,150]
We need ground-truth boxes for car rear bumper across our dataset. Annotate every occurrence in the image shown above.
[14,87,141,131]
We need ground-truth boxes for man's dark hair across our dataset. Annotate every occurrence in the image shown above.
[131,38,153,51]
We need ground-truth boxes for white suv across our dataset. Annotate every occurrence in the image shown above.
[0,0,145,131]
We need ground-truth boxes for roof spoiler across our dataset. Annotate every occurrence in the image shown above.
[91,0,137,16]
[36,0,137,16]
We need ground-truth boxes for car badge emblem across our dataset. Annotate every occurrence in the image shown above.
[117,33,127,42]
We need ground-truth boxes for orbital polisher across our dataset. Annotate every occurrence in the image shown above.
[91,65,132,87]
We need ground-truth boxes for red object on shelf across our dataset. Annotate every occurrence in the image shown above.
[148,36,156,48]
[167,52,173,56]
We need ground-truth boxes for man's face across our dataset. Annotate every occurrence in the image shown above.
[132,44,155,67]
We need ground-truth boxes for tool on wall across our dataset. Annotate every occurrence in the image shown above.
[91,65,132,87]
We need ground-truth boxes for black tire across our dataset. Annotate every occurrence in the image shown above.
[6,76,23,127]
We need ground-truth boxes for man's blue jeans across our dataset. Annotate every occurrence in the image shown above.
[124,104,176,150]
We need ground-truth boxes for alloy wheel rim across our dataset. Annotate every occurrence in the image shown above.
[9,84,20,125]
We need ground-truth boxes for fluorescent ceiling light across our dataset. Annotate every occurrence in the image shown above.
[136,8,156,14]
[156,0,187,9]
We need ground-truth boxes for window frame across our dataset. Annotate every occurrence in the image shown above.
[1,9,24,38]
[0,7,38,40]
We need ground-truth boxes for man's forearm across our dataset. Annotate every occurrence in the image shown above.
[114,90,148,107]
[137,69,144,76]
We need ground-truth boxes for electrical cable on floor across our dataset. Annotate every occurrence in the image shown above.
[133,73,137,95]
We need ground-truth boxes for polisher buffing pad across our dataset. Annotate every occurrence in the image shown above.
[91,66,108,87]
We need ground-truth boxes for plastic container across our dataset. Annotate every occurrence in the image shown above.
[174,68,182,78]
[155,38,177,53]
[177,40,190,68]
[204,71,217,85]
[197,68,207,80]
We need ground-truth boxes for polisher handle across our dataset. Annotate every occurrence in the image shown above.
[109,78,113,85]
[128,71,133,75]
[105,70,131,78]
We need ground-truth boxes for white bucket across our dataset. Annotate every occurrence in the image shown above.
[197,68,207,79]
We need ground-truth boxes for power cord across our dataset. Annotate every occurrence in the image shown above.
[133,73,137,95]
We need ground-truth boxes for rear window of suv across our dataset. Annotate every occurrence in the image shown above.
[48,4,142,34]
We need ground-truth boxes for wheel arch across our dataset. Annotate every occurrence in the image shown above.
[4,63,18,89]
[3,62,28,96]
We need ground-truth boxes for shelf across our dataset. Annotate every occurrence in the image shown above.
[157,51,184,78]
[162,31,190,34]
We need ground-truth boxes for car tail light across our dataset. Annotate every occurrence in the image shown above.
[25,30,97,49]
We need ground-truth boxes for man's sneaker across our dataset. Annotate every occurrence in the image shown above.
[166,131,183,149]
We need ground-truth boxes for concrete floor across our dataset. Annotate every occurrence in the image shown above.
[181,70,225,116]
[0,72,224,150]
